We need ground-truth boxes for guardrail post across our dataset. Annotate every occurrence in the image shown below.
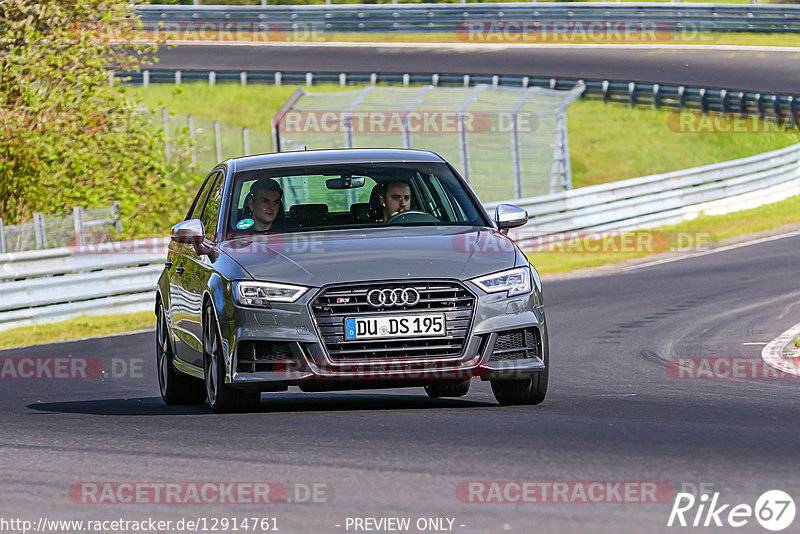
[493,75,500,87]
[602,80,610,103]
[188,114,197,167]
[739,92,748,117]
[240,72,247,86]
[112,201,122,233]
[339,73,347,87]
[463,74,470,87]
[522,76,530,88]
[143,70,150,88]
[162,107,171,163]
[175,70,181,85]
[243,127,251,156]
[108,71,115,87]
[0,218,5,254]
[73,207,84,247]
[772,95,782,123]
[699,88,708,114]
[403,74,410,87]
[370,73,377,86]
[275,72,282,86]
[549,78,556,89]
[720,89,728,115]
[653,84,661,109]
[209,71,216,86]
[756,93,765,120]
[306,72,313,86]
[628,82,637,108]
[214,120,222,162]
[678,86,686,110]
[790,96,798,129]
[33,212,46,250]
[432,74,439,87]
[458,113,470,183]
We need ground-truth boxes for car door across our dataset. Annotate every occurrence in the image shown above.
[180,170,225,368]
[172,171,219,366]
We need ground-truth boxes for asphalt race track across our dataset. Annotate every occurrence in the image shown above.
[3,235,800,533]
[151,44,800,93]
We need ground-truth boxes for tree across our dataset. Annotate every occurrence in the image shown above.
[0,0,190,235]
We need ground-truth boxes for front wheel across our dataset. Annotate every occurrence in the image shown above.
[490,371,548,406]
[203,305,261,414]
[156,303,206,406]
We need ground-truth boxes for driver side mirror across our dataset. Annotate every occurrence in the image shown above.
[495,204,528,233]
[171,219,216,258]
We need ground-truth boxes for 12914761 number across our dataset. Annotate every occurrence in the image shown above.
[345,314,446,340]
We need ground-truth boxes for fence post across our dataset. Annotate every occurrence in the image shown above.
[628,82,637,108]
[214,121,222,162]
[0,218,5,254]
[602,80,610,103]
[510,113,523,199]
[243,127,251,156]
[370,73,377,86]
[458,113,470,183]
[240,72,247,86]
[73,206,84,248]
[162,107,171,163]
[143,70,150,88]
[175,70,182,85]
[275,72,282,86]
[33,212,46,249]
[678,86,686,110]
[306,72,313,86]
[188,115,197,167]
[339,73,347,87]
[209,71,216,86]
[653,83,661,109]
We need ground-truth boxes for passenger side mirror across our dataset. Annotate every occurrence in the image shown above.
[495,204,528,233]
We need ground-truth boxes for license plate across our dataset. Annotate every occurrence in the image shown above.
[344,314,446,340]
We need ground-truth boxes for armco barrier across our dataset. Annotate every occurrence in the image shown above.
[490,141,800,251]
[134,4,800,34]
[2,142,799,331]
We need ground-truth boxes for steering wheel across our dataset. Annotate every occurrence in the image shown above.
[385,210,440,224]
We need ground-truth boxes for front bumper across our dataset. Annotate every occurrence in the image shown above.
[219,281,548,392]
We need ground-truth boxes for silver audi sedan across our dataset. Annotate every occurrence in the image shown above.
[156,149,548,413]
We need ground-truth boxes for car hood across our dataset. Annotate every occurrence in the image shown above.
[218,226,520,287]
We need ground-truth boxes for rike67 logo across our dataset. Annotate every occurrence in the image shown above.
[668,489,796,531]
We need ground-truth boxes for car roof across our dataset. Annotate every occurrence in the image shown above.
[229,148,446,173]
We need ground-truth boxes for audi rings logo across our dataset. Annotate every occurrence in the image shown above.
[366,288,421,308]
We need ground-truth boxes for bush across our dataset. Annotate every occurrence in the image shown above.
[0,0,192,236]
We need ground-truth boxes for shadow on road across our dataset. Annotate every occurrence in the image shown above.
[27,393,495,416]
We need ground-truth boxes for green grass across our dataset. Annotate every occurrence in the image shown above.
[529,193,800,274]
[130,83,800,191]
[0,312,154,351]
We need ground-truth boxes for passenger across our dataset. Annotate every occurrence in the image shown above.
[247,178,284,232]
[379,181,412,222]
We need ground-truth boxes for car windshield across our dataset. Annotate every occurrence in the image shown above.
[225,162,487,235]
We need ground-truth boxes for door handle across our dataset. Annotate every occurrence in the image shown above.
[175,266,185,276]
[165,261,173,270]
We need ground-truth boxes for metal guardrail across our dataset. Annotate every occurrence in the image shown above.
[122,69,800,125]
[0,239,168,331]
[134,3,800,34]
[490,141,800,251]
[3,142,799,331]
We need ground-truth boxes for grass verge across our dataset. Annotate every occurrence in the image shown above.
[0,311,154,351]
[130,84,800,189]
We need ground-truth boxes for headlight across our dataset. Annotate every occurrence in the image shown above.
[472,267,531,297]
[233,281,309,307]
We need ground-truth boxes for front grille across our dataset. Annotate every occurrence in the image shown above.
[237,340,293,373]
[310,281,475,361]
[490,328,540,362]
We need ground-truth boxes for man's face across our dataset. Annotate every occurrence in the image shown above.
[248,189,281,229]
[382,182,411,221]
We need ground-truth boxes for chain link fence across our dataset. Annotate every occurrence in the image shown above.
[271,83,583,202]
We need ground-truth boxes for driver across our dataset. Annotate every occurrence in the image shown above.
[247,178,284,232]
[380,181,412,222]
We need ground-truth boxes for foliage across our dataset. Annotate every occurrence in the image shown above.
[0,0,192,235]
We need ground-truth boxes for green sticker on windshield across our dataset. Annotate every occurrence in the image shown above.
[236,218,254,230]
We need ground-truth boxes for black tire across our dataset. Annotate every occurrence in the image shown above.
[424,379,471,398]
[203,305,261,414]
[490,369,548,406]
[156,303,206,406]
